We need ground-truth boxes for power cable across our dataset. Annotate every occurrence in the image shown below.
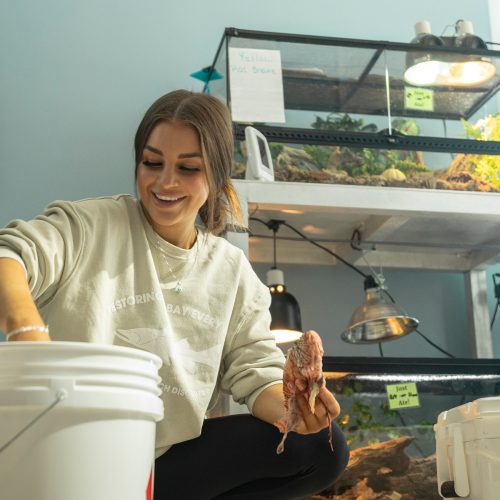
[490,274,500,330]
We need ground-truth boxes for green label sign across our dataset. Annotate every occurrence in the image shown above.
[404,87,434,112]
[386,382,420,409]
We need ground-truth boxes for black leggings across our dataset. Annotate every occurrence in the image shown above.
[154,414,349,500]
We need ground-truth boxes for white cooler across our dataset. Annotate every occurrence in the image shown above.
[434,397,500,499]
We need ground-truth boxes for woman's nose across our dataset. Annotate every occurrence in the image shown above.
[157,165,178,186]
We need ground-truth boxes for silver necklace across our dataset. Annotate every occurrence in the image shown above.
[152,229,199,293]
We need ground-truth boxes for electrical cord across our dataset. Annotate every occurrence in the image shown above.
[249,216,456,358]
[491,302,499,330]
[490,274,500,330]
[249,216,369,280]
[415,329,455,358]
[381,287,455,357]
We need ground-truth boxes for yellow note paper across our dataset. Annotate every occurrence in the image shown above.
[386,382,420,410]
[404,87,434,112]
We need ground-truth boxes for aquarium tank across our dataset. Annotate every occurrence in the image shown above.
[307,357,500,500]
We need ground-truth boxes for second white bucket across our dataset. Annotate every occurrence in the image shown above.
[0,341,164,500]
[435,397,500,500]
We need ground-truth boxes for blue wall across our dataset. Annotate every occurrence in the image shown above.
[1,0,498,355]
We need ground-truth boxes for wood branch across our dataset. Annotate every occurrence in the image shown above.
[311,436,441,500]
[337,436,414,487]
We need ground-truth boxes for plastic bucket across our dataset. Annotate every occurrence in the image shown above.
[434,397,500,500]
[0,341,164,500]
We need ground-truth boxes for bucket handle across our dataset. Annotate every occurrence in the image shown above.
[0,389,68,455]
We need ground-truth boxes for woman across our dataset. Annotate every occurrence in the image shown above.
[0,90,349,499]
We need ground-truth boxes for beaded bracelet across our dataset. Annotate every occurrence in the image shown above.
[5,325,49,342]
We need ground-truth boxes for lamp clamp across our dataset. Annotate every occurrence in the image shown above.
[363,275,379,290]
[267,219,286,233]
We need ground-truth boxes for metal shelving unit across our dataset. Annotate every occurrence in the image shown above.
[209,28,500,358]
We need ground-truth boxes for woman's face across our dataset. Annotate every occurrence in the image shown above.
[136,120,209,247]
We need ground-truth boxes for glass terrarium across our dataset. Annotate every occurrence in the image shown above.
[305,357,500,500]
[206,28,500,192]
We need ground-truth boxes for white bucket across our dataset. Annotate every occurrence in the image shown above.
[434,397,500,500]
[0,341,164,500]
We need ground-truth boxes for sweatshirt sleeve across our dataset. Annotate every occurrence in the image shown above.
[220,256,285,413]
[0,201,85,303]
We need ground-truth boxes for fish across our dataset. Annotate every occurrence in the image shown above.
[275,330,332,454]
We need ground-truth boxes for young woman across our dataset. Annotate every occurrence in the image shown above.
[0,90,349,499]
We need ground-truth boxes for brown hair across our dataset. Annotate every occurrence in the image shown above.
[134,89,241,235]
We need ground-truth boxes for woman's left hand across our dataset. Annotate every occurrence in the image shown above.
[293,386,340,435]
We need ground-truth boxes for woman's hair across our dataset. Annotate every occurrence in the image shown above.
[134,89,241,235]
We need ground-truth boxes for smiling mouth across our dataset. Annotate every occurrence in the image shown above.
[153,192,186,204]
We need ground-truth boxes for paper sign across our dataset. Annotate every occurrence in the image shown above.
[404,87,434,112]
[228,48,286,123]
[386,382,420,410]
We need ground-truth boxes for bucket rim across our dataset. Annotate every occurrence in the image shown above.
[0,341,162,368]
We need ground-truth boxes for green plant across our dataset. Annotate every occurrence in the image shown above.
[336,381,434,448]
[312,113,365,131]
[386,151,429,175]
[461,114,500,187]
[303,145,331,169]
[309,113,428,176]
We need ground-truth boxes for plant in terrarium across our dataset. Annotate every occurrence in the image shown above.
[457,114,500,188]
[336,382,403,447]
[335,378,436,449]
[309,113,428,177]
[311,113,365,131]
[303,145,331,169]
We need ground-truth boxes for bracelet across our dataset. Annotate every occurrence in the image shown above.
[5,325,49,342]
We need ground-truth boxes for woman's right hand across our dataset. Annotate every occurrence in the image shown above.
[0,258,50,342]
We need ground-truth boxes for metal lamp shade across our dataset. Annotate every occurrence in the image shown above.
[342,287,419,344]
[405,53,496,87]
[404,30,496,87]
[270,288,303,344]
[267,268,303,344]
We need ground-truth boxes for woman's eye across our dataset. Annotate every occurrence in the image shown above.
[143,160,163,168]
[179,165,200,172]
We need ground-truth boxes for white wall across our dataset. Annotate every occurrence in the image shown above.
[1,0,497,356]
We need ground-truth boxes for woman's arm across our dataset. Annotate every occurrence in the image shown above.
[251,383,285,424]
[252,382,340,435]
[0,258,50,341]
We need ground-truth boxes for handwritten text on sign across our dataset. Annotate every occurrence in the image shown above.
[386,382,420,410]
[404,86,434,112]
[228,48,285,123]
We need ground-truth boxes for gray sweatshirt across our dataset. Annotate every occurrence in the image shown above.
[0,195,285,456]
